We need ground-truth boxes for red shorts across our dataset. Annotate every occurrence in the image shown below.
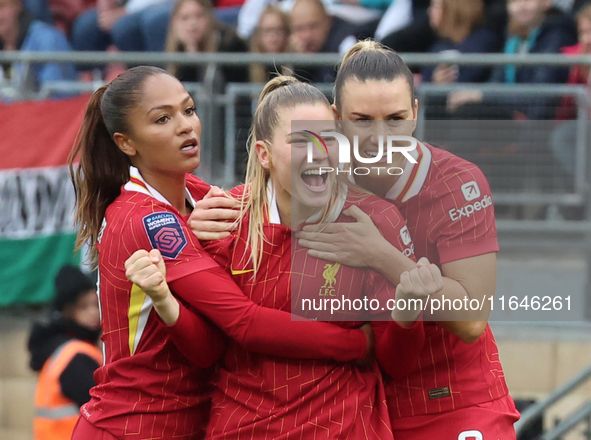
[71,415,119,440]
[391,394,520,440]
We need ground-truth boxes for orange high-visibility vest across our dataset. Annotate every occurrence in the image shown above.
[34,339,102,440]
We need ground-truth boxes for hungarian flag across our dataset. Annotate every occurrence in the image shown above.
[0,95,90,306]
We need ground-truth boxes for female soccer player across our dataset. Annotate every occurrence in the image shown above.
[68,66,406,440]
[297,41,521,440]
[127,75,444,439]
[190,43,520,439]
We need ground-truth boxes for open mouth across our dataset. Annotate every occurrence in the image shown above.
[181,138,198,151]
[364,150,387,162]
[301,168,329,191]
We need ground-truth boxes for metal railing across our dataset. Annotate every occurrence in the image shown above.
[516,364,591,439]
[7,51,591,212]
[416,83,590,208]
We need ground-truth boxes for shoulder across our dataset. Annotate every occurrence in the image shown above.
[186,173,211,201]
[464,28,501,49]
[345,188,405,229]
[104,191,186,246]
[106,190,175,220]
[218,22,247,51]
[427,144,490,194]
[536,14,577,49]
[228,183,247,198]
[25,21,71,49]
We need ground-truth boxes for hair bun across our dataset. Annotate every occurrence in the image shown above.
[258,75,299,104]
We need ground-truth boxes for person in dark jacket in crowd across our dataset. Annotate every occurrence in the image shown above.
[448,0,577,120]
[28,265,102,440]
[422,0,501,84]
[0,0,77,99]
[380,0,505,68]
[289,0,375,83]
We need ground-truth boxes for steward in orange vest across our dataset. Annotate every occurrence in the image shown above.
[28,265,102,440]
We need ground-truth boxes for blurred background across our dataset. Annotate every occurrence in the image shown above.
[3,0,591,438]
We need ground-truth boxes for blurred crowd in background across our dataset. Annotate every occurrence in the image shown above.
[0,0,590,95]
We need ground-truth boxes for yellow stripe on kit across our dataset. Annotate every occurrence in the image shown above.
[128,284,147,355]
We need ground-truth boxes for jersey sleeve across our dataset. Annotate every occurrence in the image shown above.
[431,166,499,265]
[201,235,234,272]
[372,319,425,380]
[169,267,368,362]
[128,202,220,282]
[185,173,211,202]
[160,300,226,368]
[358,201,417,318]
[372,203,417,264]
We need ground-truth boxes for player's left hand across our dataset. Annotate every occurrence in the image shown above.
[295,205,384,267]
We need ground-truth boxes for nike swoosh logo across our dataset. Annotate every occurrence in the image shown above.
[230,268,254,275]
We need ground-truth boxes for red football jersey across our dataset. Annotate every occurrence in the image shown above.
[383,142,508,420]
[83,167,220,440]
[203,184,415,440]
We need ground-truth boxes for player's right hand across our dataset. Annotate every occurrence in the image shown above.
[125,249,170,304]
[188,186,240,241]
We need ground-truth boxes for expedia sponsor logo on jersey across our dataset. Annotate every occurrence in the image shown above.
[449,194,493,222]
[402,243,415,257]
[460,180,481,202]
[399,225,412,246]
[399,225,415,257]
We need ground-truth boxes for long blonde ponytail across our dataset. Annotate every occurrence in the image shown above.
[239,76,331,275]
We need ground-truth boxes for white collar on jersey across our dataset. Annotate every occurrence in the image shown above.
[124,166,197,209]
[383,141,432,202]
[266,179,348,226]
[348,140,431,202]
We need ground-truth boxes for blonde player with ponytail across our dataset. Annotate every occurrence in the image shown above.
[127,74,444,439]
[188,40,519,439]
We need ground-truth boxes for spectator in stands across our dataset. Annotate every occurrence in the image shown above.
[448,0,577,120]
[214,0,245,26]
[290,0,374,82]
[379,0,505,61]
[0,0,77,99]
[22,0,53,25]
[559,3,591,94]
[24,0,95,35]
[249,4,290,82]
[549,3,591,177]
[71,0,174,53]
[237,0,381,41]
[48,0,96,35]
[422,0,501,84]
[28,265,102,440]
[165,0,247,83]
[379,0,436,53]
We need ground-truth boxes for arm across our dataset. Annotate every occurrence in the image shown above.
[296,204,491,343]
[162,301,226,368]
[124,249,225,368]
[59,354,99,407]
[125,248,369,363]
